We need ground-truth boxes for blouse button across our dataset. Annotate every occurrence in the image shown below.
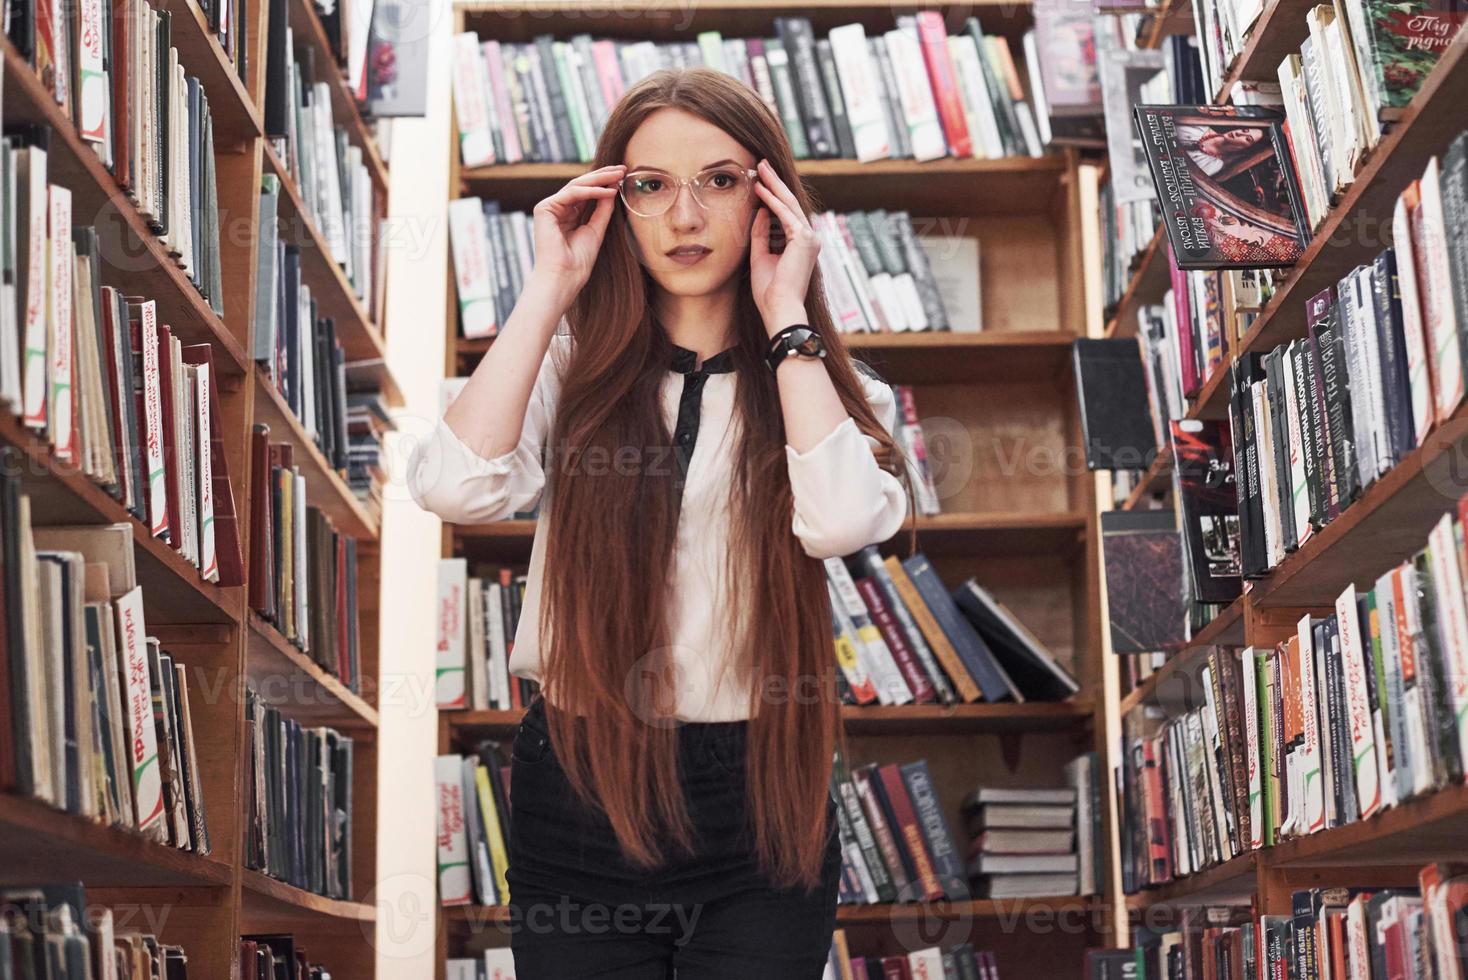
[677,431,692,445]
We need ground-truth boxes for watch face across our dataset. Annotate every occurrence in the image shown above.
[792,329,824,356]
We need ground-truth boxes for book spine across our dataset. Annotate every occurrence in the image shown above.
[914,11,971,158]
[434,754,473,906]
[435,559,468,709]
[856,577,937,703]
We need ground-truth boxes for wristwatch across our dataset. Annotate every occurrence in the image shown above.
[766,325,827,374]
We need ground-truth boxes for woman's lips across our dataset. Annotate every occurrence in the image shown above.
[666,246,711,267]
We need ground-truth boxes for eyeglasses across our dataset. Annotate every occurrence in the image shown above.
[618,166,759,217]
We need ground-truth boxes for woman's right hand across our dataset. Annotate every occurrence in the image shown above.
[528,164,626,308]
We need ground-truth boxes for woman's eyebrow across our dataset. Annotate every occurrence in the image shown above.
[624,158,743,172]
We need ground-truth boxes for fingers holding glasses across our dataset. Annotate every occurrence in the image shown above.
[753,159,817,252]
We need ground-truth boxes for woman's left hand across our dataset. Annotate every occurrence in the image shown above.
[749,158,820,336]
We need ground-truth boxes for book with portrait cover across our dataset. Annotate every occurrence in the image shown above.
[1133,105,1310,269]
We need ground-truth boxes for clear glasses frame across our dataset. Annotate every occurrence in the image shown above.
[617,167,760,217]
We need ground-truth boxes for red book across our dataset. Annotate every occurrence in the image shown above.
[181,343,244,585]
[335,535,351,684]
[915,12,971,158]
[881,956,913,980]
[876,763,945,902]
[855,577,938,703]
[1167,243,1201,398]
[248,425,275,618]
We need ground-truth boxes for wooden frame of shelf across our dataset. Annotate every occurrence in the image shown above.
[0,0,392,970]
[437,2,1110,973]
[1105,24,1468,927]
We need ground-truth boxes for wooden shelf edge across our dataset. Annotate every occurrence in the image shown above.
[241,868,377,921]
[252,367,381,540]
[1125,851,1257,908]
[247,611,381,729]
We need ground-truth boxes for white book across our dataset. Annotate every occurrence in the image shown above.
[1198,667,1236,858]
[1428,515,1468,775]
[1240,647,1263,848]
[1306,7,1356,196]
[483,949,516,980]
[447,197,498,340]
[486,582,512,711]
[948,36,1003,159]
[1336,584,1382,818]
[194,362,217,581]
[827,24,892,162]
[436,559,469,709]
[1392,193,1433,446]
[137,304,168,539]
[884,22,947,163]
[76,0,107,142]
[814,221,867,332]
[1297,616,1326,833]
[908,948,945,980]
[1376,568,1413,804]
[434,754,474,906]
[445,959,477,979]
[115,585,164,836]
[294,470,308,648]
[1417,157,1463,421]
[826,579,879,703]
[1253,381,1281,566]
[47,185,74,462]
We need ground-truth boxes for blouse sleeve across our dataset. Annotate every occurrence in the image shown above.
[407,332,571,524]
[783,363,910,559]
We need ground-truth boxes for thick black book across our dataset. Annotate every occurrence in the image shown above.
[1072,338,1158,471]
[1230,354,1267,577]
[1440,133,1468,405]
[1133,105,1309,269]
[1287,339,1325,530]
[1099,510,1187,654]
[1306,285,1358,507]
[1370,249,1415,465]
[1264,348,1297,550]
[1171,419,1243,603]
[951,580,1080,700]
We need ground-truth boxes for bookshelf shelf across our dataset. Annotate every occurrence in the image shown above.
[286,0,391,189]
[161,0,264,145]
[0,37,252,377]
[252,367,381,539]
[1116,597,1246,716]
[0,413,243,626]
[1125,852,1258,909]
[0,793,236,888]
[835,896,1092,925]
[1103,226,1167,341]
[241,868,378,923]
[1210,0,1314,103]
[1184,361,1232,422]
[247,613,381,730]
[262,143,392,367]
[1121,447,1172,511]
[1221,26,1468,369]
[459,155,1072,215]
[1267,784,1468,869]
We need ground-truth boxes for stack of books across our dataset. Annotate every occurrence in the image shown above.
[435,750,512,909]
[448,199,962,340]
[345,391,394,512]
[0,884,190,977]
[243,687,355,901]
[451,13,1045,167]
[827,547,1081,707]
[960,764,1100,899]
[0,508,212,854]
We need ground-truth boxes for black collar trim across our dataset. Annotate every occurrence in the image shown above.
[670,343,737,375]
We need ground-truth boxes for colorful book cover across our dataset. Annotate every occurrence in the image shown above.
[1171,418,1243,603]
[1135,105,1310,269]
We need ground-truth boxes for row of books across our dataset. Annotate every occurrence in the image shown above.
[345,390,391,512]
[1120,501,1468,891]
[264,0,380,310]
[826,547,1080,707]
[447,196,963,340]
[256,175,355,475]
[962,764,1101,900]
[0,884,188,979]
[248,426,364,691]
[0,174,243,585]
[435,750,512,909]
[1120,867,1468,980]
[240,933,334,980]
[435,560,530,713]
[0,491,212,853]
[445,951,515,980]
[452,14,1045,168]
[825,930,1003,980]
[6,0,228,315]
[243,686,355,901]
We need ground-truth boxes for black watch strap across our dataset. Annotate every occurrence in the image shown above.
[766,325,827,374]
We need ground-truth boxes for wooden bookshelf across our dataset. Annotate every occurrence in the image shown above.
[1103,226,1167,340]
[0,0,393,972]
[1099,3,1468,933]
[435,1,1111,972]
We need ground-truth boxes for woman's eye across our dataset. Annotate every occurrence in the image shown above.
[709,173,734,188]
[635,178,662,192]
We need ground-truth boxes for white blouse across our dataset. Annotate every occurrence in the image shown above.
[407,330,909,721]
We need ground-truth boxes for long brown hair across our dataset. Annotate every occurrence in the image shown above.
[537,66,914,890]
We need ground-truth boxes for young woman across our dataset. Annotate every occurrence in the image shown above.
[409,66,913,978]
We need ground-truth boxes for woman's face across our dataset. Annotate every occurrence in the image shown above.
[620,107,759,300]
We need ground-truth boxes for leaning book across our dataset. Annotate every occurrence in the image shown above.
[1133,105,1309,269]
